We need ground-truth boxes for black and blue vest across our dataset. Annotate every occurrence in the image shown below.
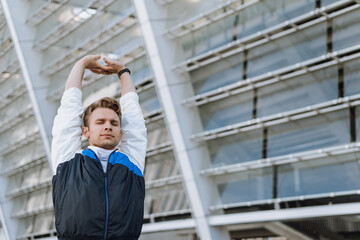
[52,149,145,240]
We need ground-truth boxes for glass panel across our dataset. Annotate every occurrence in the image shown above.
[190,54,243,95]
[19,165,42,188]
[344,58,360,97]
[321,0,339,6]
[146,119,170,148]
[140,230,197,240]
[199,91,253,131]
[333,8,360,52]
[32,212,52,233]
[16,216,34,237]
[165,0,220,29]
[139,87,161,115]
[215,168,273,204]
[144,151,179,182]
[257,65,338,117]
[176,0,314,61]
[207,129,262,168]
[247,22,327,78]
[25,189,47,211]
[357,107,360,141]
[235,0,314,40]
[268,109,350,158]
[179,15,236,59]
[2,139,45,171]
[145,186,189,215]
[0,116,38,147]
[278,153,360,198]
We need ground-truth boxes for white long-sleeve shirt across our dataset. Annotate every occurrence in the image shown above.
[51,87,147,175]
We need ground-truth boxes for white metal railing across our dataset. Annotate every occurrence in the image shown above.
[26,0,69,27]
[41,9,137,76]
[17,229,56,240]
[114,75,155,98]
[4,154,47,176]
[11,204,53,219]
[33,0,116,51]
[146,175,182,190]
[0,37,12,58]
[165,0,260,39]
[154,0,176,7]
[146,141,173,157]
[6,177,52,198]
[172,0,359,72]
[210,189,360,212]
[0,11,7,30]
[200,142,360,176]
[0,60,20,85]
[0,83,26,111]
[0,105,33,135]
[144,209,191,220]
[191,93,360,141]
[182,44,360,107]
[144,108,164,125]
[1,129,40,156]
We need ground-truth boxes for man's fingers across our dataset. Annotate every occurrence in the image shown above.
[90,68,114,75]
[103,57,117,66]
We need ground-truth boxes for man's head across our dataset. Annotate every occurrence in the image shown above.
[82,97,122,150]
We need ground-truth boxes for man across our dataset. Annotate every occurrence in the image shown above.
[51,55,147,240]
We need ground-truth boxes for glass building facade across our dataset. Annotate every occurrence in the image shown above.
[0,0,360,239]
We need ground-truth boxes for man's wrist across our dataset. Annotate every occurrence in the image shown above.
[117,68,131,79]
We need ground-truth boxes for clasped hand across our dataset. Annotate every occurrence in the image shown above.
[80,54,125,75]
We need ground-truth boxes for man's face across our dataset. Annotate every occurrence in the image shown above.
[82,108,122,150]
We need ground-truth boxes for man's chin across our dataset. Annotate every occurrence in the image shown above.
[91,140,119,150]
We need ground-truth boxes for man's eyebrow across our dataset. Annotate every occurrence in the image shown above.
[95,118,119,123]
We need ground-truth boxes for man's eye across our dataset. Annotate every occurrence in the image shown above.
[96,121,104,124]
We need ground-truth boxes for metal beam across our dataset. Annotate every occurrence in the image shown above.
[133,0,230,239]
[1,0,56,171]
[209,202,360,226]
[264,221,314,240]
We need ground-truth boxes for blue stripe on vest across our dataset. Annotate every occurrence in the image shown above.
[82,149,100,162]
[109,152,143,177]
[82,149,143,177]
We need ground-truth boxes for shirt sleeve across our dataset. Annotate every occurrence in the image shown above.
[119,91,147,173]
[51,87,83,175]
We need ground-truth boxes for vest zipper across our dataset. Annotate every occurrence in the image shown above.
[104,173,109,240]
[104,150,116,240]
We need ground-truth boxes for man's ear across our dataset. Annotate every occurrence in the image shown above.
[82,126,90,138]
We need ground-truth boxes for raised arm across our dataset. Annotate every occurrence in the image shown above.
[51,55,114,174]
[90,58,147,172]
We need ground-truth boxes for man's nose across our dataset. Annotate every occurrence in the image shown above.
[104,121,112,130]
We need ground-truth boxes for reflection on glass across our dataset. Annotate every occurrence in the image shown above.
[278,154,360,198]
[344,59,360,97]
[247,23,326,78]
[199,91,253,131]
[139,87,161,115]
[216,169,273,204]
[333,9,360,52]
[145,151,179,182]
[191,54,243,95]
[145,187,189,215]
[268,110,350,158]
[257,66,338,117]
[207,129,262,167]
[32,212,53,233]
[178,0,314,60]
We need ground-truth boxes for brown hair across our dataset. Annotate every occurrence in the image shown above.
[83,97,122,127]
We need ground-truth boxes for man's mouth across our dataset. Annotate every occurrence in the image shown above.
[101,134,114,137]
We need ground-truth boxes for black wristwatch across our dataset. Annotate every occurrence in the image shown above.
[118,68,131,78]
